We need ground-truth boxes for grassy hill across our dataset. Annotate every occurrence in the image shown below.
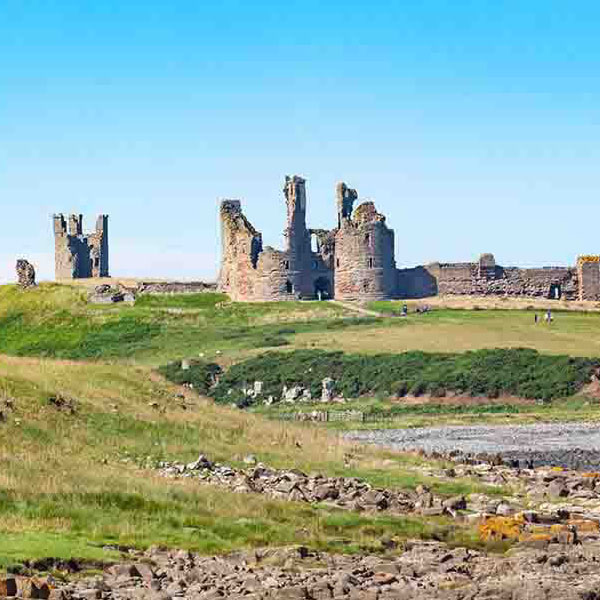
[0,354,491,568]
[2,283,600,567]
[4,285,600,367]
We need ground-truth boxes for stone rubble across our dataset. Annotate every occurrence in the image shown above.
[159,454,600,549]
[88,285,136,305]
[159,455,435,516]
[9,542,600,599]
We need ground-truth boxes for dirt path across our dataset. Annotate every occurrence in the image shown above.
[329,300,387,318]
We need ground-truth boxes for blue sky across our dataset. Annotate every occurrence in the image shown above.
[1,1,600,282]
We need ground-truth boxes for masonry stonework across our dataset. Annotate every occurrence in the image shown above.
[577,256,600,301]
[53,214,109,280]
[15,259,36,288]
[218,176,395,301]
[218,177,599,303]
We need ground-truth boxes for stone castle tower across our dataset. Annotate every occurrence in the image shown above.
[53,214,109,280]
[333,188,397,301]
[218,176,397,301]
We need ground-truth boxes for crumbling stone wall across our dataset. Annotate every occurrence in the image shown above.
[218,176,337,301]
[15,259,36,288]
[577,256,600,301]
[399,254,578,300]
[53,214,109,280]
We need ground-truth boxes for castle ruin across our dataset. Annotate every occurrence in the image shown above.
[218,177,398,301]
[218,176,600,302]
[53,214,109,280]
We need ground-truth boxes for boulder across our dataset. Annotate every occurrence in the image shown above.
[0,577,17,597]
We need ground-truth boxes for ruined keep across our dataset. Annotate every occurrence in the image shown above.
[53,214,109,280]
[218,176,600,303]
[218,176,396,301]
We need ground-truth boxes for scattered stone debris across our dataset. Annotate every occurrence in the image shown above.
[88,285,135,305]
[0,397,15,424]
[12,541,600,599]
[321,377,335,403]
[46,393,76,414]
[159,455,452,517]
[15,259,36,289]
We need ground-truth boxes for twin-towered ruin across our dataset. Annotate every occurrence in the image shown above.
[53,213,109,280]
[218,176,600,302]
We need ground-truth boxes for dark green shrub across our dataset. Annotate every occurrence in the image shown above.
[209,348,599,407]
[158,359,222,395]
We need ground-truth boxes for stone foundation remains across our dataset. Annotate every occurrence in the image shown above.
[53,213,109,280]
[218,176,600,302]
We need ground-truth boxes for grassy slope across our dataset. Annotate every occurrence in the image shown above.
[294,308,600,356]
[0,355,495,568]
[3,284,600,566]
[5,285,600,365]
[0,284,364,364]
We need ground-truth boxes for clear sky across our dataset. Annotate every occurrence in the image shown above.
[1,1,599,283]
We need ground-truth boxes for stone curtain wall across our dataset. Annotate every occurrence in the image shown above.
[53,214,109,280]
[397,266,438,298]
[398,255,579,300]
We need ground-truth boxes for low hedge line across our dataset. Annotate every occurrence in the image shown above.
[208,349,598,406]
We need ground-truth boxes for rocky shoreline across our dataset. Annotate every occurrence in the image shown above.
[9,453,600,599]
[6,541,600,599]
[344,423,600,470]
[157,454,600,548]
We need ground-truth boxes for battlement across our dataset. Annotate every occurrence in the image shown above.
[53,213,109,280]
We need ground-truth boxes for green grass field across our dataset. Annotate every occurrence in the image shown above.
[2,283,600,567]
[295,307,600,357]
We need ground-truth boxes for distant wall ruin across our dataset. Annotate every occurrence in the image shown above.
[53,214,109,280]
[218,177,600,303]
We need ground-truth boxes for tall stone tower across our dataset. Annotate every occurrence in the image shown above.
[282,175,313,297]
[53,213,109,280]
[334,187,397,301]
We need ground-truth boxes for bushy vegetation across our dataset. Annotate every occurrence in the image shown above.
[158,359,222,395]
[212,348,599,405]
